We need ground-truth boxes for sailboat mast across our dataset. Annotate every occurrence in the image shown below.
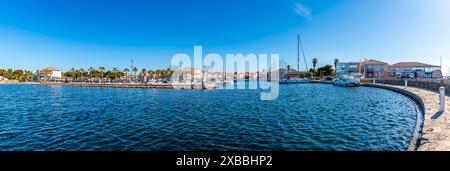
[299,35,309,72]
[297,35,300,72]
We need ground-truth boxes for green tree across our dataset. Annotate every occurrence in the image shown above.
[334,58,340,77]
[165,68,173,78]
[298,71,310,78]
[317,64,334,76]
[80,68,86,82]
[312,58,318,71]
[133,67,138,76]
[99,66,105,83]
[88,67,94,78]
[133,67,138,80]
[148,70,154,78]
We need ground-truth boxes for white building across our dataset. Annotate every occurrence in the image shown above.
[41,67,62,79]
[0,76,8,81]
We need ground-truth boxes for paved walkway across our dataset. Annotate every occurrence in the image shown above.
[370,84,450,151]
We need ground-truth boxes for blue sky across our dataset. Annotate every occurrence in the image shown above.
[0,0,449,75]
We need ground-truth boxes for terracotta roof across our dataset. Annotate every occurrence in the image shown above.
[288,70,300,74]
[391,62,440,68]
[42,67,60,71]
[362,60,388,65]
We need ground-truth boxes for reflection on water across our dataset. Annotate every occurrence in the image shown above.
[0,84,417,151]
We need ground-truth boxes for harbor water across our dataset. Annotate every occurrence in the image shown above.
[0,83,418,151]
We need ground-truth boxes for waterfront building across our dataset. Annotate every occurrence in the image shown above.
[119,71,132,82]
[0,76,8,81]
[34,67,63,81]
[389,62,442,78]
[287,70,300,79]
[336,62,361,77]
[42,67,62,78]
[279,68,300,79]
[174,68,203,83]
[361,60,389,78]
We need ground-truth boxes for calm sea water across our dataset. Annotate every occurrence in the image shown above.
[0,84,418,151]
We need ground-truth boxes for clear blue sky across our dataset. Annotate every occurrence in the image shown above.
[0,0,449,75]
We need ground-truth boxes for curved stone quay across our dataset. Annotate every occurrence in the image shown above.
[364,83,450,151]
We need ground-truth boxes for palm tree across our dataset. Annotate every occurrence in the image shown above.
[148,70,154,79]
[166,68,173,78]
[311,58,318,79]
[123,68,130,82]
[133,67,138,80]
[112,68,118,82]
[99,66,105,83]
[88,67,94,78]
[334,58,340,77]
[312,58,318,71]
[80,68,85,83]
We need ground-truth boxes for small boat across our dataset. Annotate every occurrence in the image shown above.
[333,75,360,87]
[222,80,234,85]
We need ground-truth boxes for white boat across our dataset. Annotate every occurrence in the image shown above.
[333,75,360,87]
[222,80,234,85]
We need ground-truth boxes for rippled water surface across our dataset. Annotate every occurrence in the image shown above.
[0,84,418,151]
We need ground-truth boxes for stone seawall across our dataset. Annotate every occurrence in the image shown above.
[362,84,424,151]
[363,83,450,151]
[362,79,450,96]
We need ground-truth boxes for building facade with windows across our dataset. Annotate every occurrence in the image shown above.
[360,60,389,78]
[389,62,442,78]
[33,67,62,81]
[336,62,361,77]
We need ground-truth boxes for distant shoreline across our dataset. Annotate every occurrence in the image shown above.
[41,82,176,89]
[0,82,215,89]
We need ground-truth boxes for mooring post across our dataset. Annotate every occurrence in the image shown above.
[440,87,446,112]
[373,78,376,84]
[405,79,408,88]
